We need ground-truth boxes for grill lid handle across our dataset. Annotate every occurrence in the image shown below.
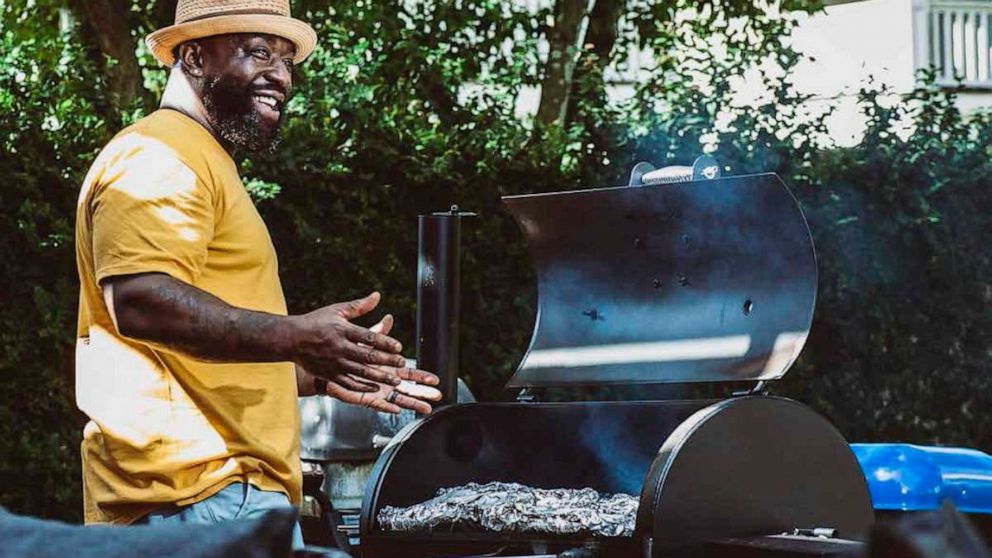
[628,155,721,187]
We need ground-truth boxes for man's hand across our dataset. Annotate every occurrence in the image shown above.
[300,313,442,414]
[323,372,442,414]
[291,292,413,386]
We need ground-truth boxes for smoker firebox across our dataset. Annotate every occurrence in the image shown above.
[360,172,875,557]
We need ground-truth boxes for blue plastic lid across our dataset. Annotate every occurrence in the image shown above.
[851,443,992,514]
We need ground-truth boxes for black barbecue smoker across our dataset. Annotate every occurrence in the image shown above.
[359,168,874,558]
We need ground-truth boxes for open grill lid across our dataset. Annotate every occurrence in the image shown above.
[502,173,816,388]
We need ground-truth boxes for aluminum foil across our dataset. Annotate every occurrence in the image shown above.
[377,482,637,537]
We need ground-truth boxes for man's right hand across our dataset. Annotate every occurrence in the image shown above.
[290,292,408,386]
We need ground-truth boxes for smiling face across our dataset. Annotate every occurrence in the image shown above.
[178,33,295,153]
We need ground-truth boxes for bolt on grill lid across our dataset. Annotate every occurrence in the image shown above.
[502,173,816,388]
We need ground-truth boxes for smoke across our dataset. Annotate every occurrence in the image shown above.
[578,407,652,496]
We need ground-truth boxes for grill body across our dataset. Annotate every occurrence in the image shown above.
[360,397,872,557]
[358,172,873,557]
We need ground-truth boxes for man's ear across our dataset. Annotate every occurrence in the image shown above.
[177,42,205,78]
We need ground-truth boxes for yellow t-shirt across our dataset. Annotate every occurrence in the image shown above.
[74,109,301,524]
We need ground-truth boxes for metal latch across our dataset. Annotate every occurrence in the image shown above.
[789,527,839,538]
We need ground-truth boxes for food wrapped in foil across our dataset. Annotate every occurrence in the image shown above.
[377,482,637,537]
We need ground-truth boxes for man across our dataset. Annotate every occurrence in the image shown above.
[73,0,441,545]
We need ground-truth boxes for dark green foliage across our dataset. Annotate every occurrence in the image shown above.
[0,0,989,523]
[778,80,992,446]
[0,2,108,522]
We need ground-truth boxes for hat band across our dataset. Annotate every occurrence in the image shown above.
[181,8,287,24]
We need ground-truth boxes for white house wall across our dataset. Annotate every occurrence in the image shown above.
[787,0,917,144]
[786,0,992,144]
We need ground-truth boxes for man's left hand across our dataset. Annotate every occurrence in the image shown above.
[300,315,442,414]
[324,369,442,414]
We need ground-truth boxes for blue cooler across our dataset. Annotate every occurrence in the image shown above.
[852,443,992,542]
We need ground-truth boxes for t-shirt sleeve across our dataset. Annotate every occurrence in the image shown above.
[90,138,216,285]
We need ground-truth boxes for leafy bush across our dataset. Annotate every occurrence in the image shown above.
[778,81,992,446]
[1,3,109,520]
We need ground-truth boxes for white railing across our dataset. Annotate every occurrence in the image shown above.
[919,0,992,88]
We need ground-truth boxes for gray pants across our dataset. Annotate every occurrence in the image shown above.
[138,482,305,551]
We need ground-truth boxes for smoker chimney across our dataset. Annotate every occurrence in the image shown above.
[416,206,473,407]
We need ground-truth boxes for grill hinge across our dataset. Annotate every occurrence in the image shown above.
[732,380,769,397]
[516,387,538,403]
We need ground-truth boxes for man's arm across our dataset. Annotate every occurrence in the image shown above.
[104,272,410,386]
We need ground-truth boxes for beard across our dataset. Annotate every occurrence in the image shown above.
[201,74,283,153]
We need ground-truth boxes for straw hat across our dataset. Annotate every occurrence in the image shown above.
[146,0,317,67]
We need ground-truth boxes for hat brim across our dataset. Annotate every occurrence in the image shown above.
[146,14,317,67]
